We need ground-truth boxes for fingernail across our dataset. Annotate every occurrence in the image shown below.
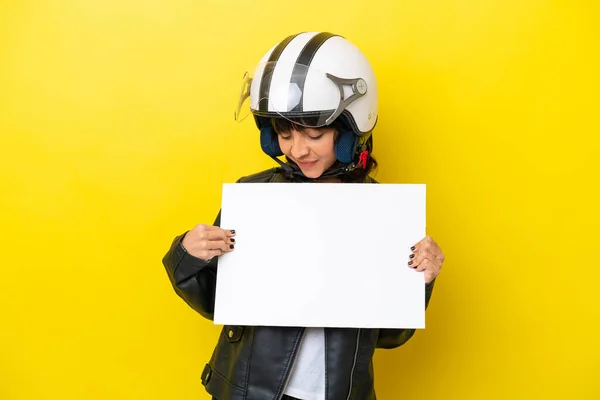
[230,230,236,234]
[231,238,235,243]
[408,261,413,265]
[409,254,415,259]
[230,245,234,249]
[411,246,416,251]
[413,265,418,269]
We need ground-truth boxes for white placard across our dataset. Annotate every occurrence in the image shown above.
[214,183,426,329]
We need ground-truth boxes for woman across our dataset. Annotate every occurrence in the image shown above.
[163,32,445,400]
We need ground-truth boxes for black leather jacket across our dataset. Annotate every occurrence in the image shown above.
[162,168,436,400]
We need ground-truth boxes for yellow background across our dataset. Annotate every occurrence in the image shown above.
[1,0,598,399]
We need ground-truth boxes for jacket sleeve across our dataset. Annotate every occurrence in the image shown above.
[376,278,436,349]
[162,211,221,321]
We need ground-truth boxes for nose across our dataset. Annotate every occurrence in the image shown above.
[290,134,310,159]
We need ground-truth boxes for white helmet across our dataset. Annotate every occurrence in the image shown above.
[235,32,378,173]
[236,32,379,135]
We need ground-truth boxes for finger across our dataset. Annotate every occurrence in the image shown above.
[417,245,444,263]
[202,248,225,261]
[421,258,440,283]
[411,249,439,269]
[195,224,236,238]
[197,224,225,232]
[407,245,429,268]
[213,228,236,243]
[415,257,440,273]
[200,239,230,252]
[218,228,236,240]
[410,237,444,262]
[223,241,235,252]
[214,239,235,253]
[410,236,433,252]
[196,230,225,242]
[198,228,236,242]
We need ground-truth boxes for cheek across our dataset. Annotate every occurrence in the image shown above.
[315,138,337,161]
[278,137,289,154]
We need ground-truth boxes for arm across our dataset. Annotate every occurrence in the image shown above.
[376,278,436,349]
[162,211,221,320]
[161,171,276,319]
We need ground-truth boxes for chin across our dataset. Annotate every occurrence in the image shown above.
[301,169,324,179]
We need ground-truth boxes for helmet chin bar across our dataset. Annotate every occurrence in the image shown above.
[324,73,367,126]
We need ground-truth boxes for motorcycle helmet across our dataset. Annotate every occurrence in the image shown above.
[235,32,378,175]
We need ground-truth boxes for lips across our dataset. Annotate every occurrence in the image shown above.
[297,160,318,168]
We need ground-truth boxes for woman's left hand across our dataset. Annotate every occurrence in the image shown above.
[408,236,444,284]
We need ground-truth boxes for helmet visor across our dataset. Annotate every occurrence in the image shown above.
[233,70,253,123]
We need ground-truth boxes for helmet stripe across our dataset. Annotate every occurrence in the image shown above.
[289,32,339,112]
[258,33,303,112]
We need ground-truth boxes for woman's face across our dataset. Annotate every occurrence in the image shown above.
[277,126,338,179]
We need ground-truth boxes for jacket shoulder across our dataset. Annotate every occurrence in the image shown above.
[237,168,283,183]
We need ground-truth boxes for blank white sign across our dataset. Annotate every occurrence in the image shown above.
[213,183,426,329]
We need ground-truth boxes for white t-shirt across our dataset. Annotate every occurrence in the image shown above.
[283,327,326,400]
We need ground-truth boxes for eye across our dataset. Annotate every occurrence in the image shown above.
[279,134,292,140]
[308,134,324,140]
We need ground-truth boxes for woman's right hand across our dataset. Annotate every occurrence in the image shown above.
[181,224,236,262]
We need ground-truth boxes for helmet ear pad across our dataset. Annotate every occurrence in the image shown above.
[260,125,283,157]
[335,129,358,164]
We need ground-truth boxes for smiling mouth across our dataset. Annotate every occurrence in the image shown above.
[297,160,317,167]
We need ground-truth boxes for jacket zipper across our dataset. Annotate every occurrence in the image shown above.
[345,328,361,400]
[276,328,306,400]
